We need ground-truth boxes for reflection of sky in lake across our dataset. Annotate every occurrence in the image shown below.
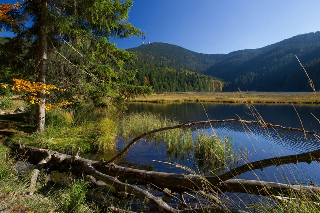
[125,103,320,186]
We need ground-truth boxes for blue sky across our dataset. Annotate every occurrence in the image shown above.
[1,0,320,54]
[114,0,320,54]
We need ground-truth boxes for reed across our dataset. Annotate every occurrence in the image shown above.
[194,131,233,170]
[117,112,193,157]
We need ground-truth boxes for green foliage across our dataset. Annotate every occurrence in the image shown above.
[0,96,13,110]
[0,0,151,114]
[0,145,12,180]
[128,32,320,92]
[205,31,320,91]
[128,42,225,73]
[11,103,118,154]
[55,180,89,213]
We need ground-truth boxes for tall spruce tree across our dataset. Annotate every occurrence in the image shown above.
[0,0,150,131]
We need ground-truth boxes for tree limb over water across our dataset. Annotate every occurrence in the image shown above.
[108,118,318,163]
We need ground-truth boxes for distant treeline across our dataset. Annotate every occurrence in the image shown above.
[126,60,223,92]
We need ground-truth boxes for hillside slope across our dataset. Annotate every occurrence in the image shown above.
[129,31,320,91]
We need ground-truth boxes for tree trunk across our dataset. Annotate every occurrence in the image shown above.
[36,0,48,132]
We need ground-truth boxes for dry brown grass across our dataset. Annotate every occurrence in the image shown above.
[131,92,320,105]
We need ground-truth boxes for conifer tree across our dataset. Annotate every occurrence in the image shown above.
[0,0,150,131]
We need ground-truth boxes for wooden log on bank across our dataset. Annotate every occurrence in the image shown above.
[18,146,320,197]
[26,148,51,195]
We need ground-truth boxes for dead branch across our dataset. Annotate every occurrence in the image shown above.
[25,148,51,195]
[79,161,178,213]
[211,148,320,184]
[218,179,320,198]
[108,119,318,163]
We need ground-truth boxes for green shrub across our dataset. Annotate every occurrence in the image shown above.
[0,96,13,110]
[46,109,74,128]
[56,179,89,213]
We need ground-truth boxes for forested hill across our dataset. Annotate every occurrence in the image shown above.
[128,32,320,92]
[205,31,320,91]
[126,43,224,92]
[128,42,225,73]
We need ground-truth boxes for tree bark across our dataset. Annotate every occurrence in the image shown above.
[26,149,51,195]
[218,179,320,198]
[18,146,320,197]
[36,0,48,132]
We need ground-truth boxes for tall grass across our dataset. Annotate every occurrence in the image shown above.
[11,102,117,154]
[194,131,234,172]
[0,143,98,212]
[117,112,194,157]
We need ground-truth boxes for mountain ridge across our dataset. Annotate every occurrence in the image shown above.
[128,31,320,91]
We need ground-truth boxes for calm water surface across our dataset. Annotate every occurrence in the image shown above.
[86,102,320,209]
[122,103,320,184]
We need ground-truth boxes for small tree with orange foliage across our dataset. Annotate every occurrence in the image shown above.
[1,79,72,111]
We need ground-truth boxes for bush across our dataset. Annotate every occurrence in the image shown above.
[0,96,13,110]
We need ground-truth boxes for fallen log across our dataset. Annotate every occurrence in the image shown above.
[78,159,178,213]
[17,145,320,197]
[26,148,51,195]
[218,179,320,198]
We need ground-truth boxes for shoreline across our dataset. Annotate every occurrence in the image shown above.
[130,92,320,105]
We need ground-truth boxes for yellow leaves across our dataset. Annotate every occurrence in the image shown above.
[0,3,22,25]
[0,84,8,88]
[11,79,61,94]
[44,101,73,111]
[11,79,72,110]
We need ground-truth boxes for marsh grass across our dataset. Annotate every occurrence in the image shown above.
[250,190,320,212]
[11,103,117,154]
[194,131,234,171]
[117,112,244,170]
[132,92,320,105]
[117,112,194,157]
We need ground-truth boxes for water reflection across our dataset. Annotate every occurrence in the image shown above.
[126,103,320,184]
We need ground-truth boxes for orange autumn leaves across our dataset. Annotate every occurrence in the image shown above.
[1,79,72,110]
[0,2,22,25]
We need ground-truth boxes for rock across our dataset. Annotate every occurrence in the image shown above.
[13,107,25,113]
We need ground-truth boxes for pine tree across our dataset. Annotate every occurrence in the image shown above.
[0,0,150,131]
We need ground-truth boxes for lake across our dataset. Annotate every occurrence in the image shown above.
[87,102,320,209]
[122,103,320,182]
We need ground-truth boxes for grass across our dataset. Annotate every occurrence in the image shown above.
[131,92,320,105]
[117,112,194,157]
[2,94,320,211]
[0,142,96,212]
[194,131,235,173]
[9,103,118,154]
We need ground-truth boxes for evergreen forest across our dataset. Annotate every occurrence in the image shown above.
[128,32,320,92]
